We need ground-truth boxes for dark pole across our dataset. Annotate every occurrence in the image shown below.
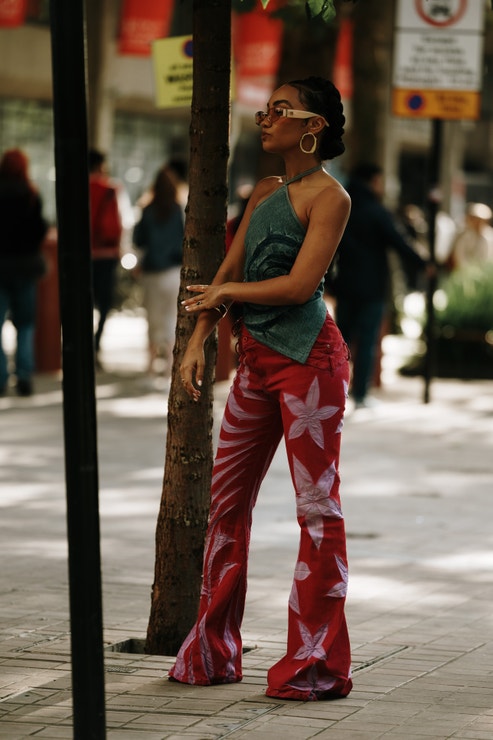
[49,1,106,737]
[423,117,442,404]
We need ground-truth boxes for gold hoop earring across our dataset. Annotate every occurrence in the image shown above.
[299,132,317,154]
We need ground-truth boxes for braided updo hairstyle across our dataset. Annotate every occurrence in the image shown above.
[288,76,346,161]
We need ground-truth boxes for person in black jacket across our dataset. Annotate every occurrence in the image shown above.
[0,149,48,396]
[330,163,428,408]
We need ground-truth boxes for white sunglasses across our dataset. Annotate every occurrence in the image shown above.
[255,107,328,127]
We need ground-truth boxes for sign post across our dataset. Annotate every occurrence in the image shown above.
[392,0,485,402]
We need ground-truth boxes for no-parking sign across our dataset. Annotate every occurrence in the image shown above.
[152,36,194,109]
[392,0,485,119]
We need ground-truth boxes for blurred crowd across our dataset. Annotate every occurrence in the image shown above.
[1,146,492,398]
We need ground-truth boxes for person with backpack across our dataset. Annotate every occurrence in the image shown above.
[88,148,122,366]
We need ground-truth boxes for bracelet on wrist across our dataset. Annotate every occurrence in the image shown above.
[212,303,228,318]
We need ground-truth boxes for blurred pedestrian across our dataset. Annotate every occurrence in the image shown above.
[164,156,189,212]
[226,182,254,249]
[133,165,184,377]
[88,148,123,366]
[330,163,429,409]
[447,202,493,271]
[0,148,48,396]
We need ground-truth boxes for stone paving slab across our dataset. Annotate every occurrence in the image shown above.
[1,316,493,737]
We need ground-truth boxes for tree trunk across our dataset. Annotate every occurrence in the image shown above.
[347,0,395,168]
[145,0,232,656]
[85,0,117,151]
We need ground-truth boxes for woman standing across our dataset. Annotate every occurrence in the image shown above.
[0,149,47,396]
[170,77,352,701]
[133,165,184,377]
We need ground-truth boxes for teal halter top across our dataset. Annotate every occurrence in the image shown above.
[243,166,328,363]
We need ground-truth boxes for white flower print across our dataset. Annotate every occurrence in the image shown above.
[171,626,196,682]
[336,379,349,433]
[294,561,311,581]
[201,531,236,603]
[223,621,239,680]
[289,582,300,614]
[294,621,329,660]
[293,456,343,548]
[326,555,348,598]
[199,613,215,680]
[284,377,341,449]
[209,487,241,525]
[289,561,311,614]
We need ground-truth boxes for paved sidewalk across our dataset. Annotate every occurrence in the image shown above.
[1,313,493,739]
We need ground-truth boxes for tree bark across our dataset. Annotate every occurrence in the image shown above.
[146,0,232,657]
[347,0,395,168]
[85,0,117,151]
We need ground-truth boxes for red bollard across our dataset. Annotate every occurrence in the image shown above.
[35,227,62,373]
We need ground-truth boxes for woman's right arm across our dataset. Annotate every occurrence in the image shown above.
[179,181,270,399]
[179,242,245,400]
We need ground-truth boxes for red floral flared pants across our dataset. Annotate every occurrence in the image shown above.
[169,316,353,701]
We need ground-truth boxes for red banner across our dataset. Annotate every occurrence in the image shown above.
[0,0,27,28]
[333,17,354,100]
[232,2,284,108]
[118,0,174,57]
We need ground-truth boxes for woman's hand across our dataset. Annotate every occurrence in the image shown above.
[180,341,205,402]
[179,284,231,401]
[181,283,228,314]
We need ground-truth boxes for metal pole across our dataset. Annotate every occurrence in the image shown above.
[49,1,106,737]
[423,118,442,404]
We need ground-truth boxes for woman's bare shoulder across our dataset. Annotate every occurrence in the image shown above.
[320,170,349,197]
[249,175,283,207]
[316,171,351,210]
[304,172,350,227]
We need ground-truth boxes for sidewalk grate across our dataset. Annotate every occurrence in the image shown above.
[353,644,409,672]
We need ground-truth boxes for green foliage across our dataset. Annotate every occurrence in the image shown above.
[304,0,336,23]
[436,264,493,334]
[400,266,493,379]
[232,0,360,23]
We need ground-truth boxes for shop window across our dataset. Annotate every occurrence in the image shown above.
[112,112,188,207]
[0,98,55,222]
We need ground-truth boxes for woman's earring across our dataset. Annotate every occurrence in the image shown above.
[299,132,317,154]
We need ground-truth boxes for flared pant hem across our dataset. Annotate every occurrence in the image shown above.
[265,678,352,702]
[168,672,242,686]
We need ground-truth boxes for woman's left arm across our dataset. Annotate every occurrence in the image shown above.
[183,184,351,312]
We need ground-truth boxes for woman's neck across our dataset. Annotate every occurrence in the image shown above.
[283,155,322,183]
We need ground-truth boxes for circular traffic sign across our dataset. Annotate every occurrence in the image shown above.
[407,93,425,111]
[415,0,467,27]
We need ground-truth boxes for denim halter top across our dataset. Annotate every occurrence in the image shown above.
[243,165,328,363]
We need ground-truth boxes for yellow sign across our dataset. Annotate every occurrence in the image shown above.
[392,0,484,120]
[152,36,194,109]
[392,89,481,120]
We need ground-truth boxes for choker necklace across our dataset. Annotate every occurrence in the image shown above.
[284,164,323,186]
